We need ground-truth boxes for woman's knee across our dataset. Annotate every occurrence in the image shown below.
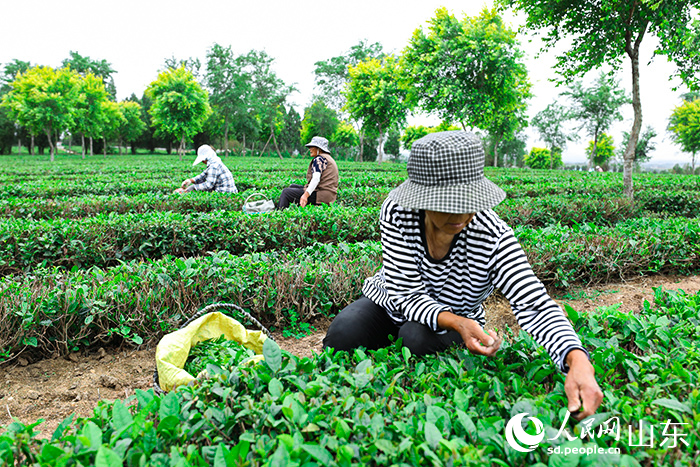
[323,297,393,351]
[398,322,461,357]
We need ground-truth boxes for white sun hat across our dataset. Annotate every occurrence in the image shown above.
[193,145,217,166]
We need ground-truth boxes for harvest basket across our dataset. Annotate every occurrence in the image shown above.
[153,302,274,394]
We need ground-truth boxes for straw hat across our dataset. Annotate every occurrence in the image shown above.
[387,131,506,213]
[305,136,330,154]
[193,145,217,166]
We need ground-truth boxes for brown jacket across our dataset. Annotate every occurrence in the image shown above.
[304,153,339,204]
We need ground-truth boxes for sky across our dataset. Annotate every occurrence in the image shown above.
[1,0,693,165]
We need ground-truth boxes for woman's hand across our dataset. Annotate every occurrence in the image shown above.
[300,191,310,207]
[181,179,192,189]
[437,312,502,356]
[564,349,603,420]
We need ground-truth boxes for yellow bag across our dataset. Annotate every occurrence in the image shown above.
[154,304,271,392]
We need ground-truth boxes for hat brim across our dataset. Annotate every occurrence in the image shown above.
[387,178,506,214]
[193,154,207,166]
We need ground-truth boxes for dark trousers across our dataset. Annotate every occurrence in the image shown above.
[278,184,318,209]
[323,296,464,357]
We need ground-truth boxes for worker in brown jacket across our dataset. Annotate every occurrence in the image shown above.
[278,136,339,209]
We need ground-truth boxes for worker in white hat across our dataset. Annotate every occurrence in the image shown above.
[175,145,238,194]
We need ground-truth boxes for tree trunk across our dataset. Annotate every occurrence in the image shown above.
[223,118,229,156]
[357,128,365,162]
[622,23,647,200]
[589,135,598,171]
[179,135,185,162]
[30,135,35,156]
[103,137,107,157]
[271,129,283,159]
[376,125,384,163]
[45,128,55,162]
[89,137,94,156]
[493,137,502,168]
[242,134,247,157]
[16,137,21,156]
[260,132,273,157]
[81,134,86,158]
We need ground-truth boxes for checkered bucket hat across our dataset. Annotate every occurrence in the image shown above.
[388,131,506,213]
[305,136,331,154]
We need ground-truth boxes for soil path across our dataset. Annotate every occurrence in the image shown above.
[2,274,698,439]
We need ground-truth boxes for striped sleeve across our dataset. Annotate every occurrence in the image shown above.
[491,228,587,372]
[379,201,450,331]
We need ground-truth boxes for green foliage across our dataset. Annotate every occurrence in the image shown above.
[586,132,615,168]
[313,40,385,114]
[565,73,629,166]
[669,98,700,162]
[402,7,531,135]
[145,67,212,155]
[345,55,409,161]
[1,66,82,159]
[619,126,656,164]
[531,102,576,154]
[300,100,339,145]
[62,50,117,99]
[499,0,700,197]
[183,335,256,377]
[525,147,561,169]
[4,287,700,465]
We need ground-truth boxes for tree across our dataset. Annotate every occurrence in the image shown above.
[586,132,615,169]
[100,100,124,156]
[330,122,359,160]
[531,102,577,168]
[62,51,117,99]
[402,7,531,138]
[205,44,252,155]
[116,100,145,155]
[279,105,302,155]
[384,127,401,160]
[314,41,385,160]
[525,146,561,169]
[1,66,81,160]
[73,73,110,157]
[345,56,409,162]
[300,100,339,146]
[0,60,31,155]
[145,67,211,159]
[498,0,700,198]
[484,131,528,167]
[668,98,700,172]
[314,40,384,113]
[619,126,656,165]
[240,50,295,158]
[564,73,629,169]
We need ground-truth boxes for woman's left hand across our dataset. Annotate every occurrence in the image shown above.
[564,349,603,420]
[300,192,310,207]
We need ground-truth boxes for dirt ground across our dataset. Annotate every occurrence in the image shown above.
[1,274,699,439]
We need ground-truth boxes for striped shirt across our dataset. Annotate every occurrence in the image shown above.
[190,161,238,193]
[362,198,586,372]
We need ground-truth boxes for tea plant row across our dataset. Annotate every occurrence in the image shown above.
[2,287,698,466]
[1,206,698,277]
[2,217,699,361]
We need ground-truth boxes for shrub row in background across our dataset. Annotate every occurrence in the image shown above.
[2,288,699,466]
[1,203,699,278]
[2,214,700,361]
[0,205,380,273]
[0,243,382,361]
